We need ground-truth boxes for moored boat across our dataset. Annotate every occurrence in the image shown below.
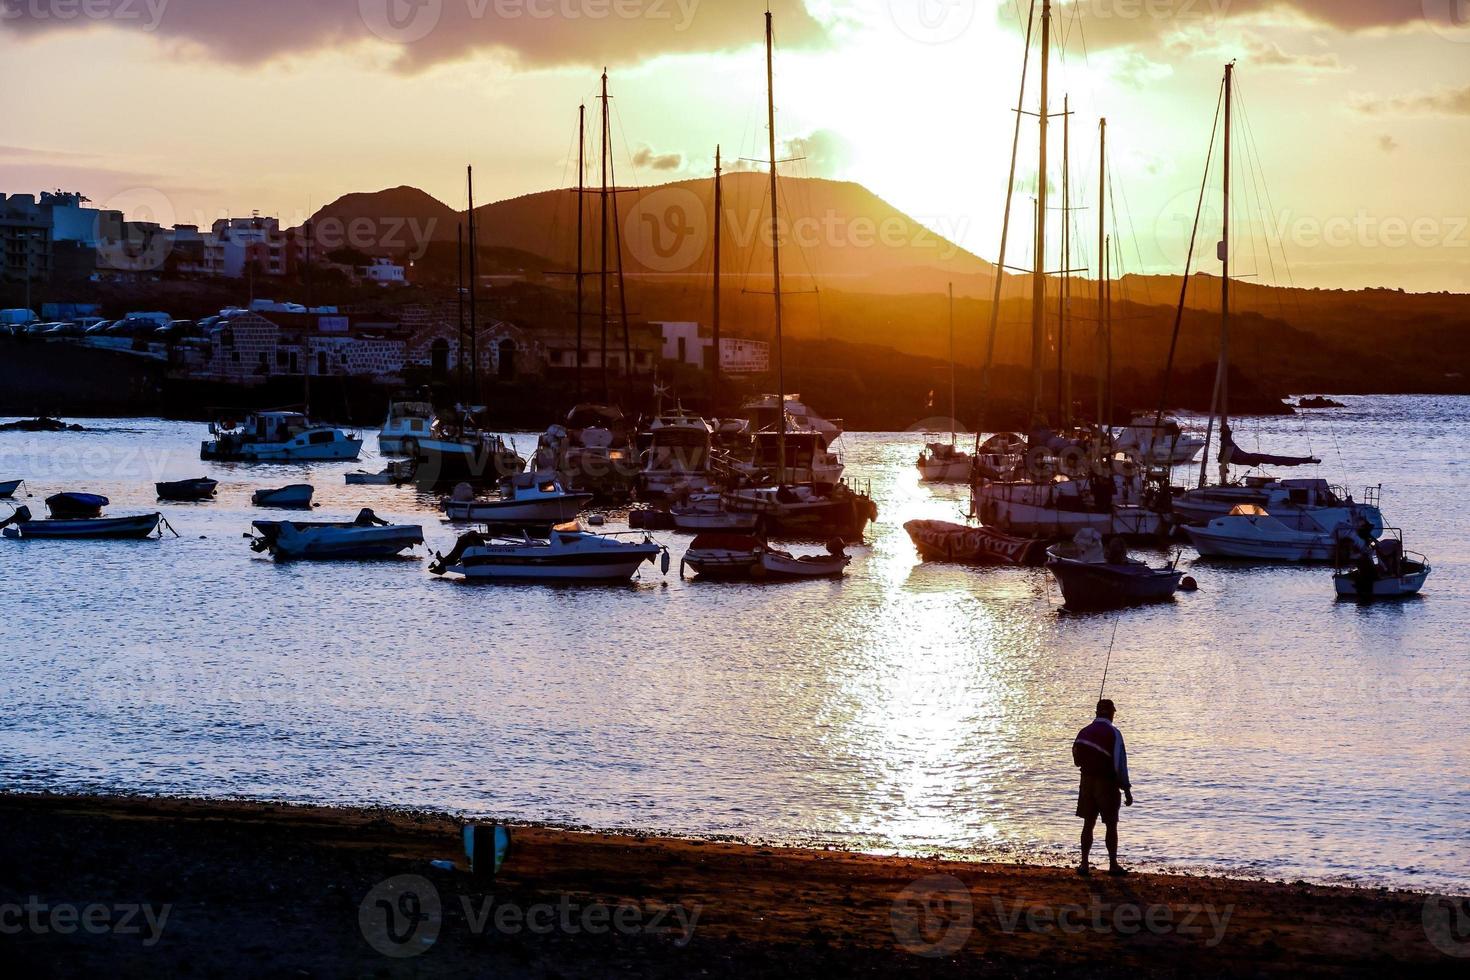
[1333,527,1430,600]
[430,523,667,582]
[680,533,850,580]
[156,478,219,501]
[46,492,108,519]
[917,442,973,483]
[201,412,362,462]
[1,505,162,540]
[379,398,435,455]
[250,509,424,560]
[1184,501,1383,563]
[1045,530,1184,611]
[443,474,593,527]
[904,520,1046,566]
[345,460,416,486]
[252,484,315,509]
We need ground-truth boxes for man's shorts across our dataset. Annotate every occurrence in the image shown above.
[1076,773,1122,825]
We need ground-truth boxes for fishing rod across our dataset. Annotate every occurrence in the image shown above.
[1098,615,1120,701]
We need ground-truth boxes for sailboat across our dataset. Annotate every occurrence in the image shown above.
[1171,64,1379,545]
[410,167,525,486]
[967,0,1167,541]
[719,11,878,542]
[917,283,974,483]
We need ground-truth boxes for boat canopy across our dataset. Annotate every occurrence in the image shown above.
[1229,504,1270,517]
[1222,423,1320,468]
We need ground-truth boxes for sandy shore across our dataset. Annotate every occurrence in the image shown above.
[1,793,1464,977]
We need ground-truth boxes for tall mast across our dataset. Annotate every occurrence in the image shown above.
[1216,62,1234,487]
[1059,92,1070,428]
[457,222,465,403]
[948,281,957,446]
[1104,233,1113,429]
[712,144,723,405]
[1096,118,1106,427]
[1031,0,1051,428]
[575,103,586,402]
[599,69,611,404]
[467,165,480,405]
[766,10,787,488]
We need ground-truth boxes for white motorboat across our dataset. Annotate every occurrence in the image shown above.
[252,484,315,509]
[379,399,435,455]
[1184,501,1384,563]
[201,412,362,462]
[443,474,593,526]
[430,523,668,582]
[1334,528,1430,600]
[1114,416,1207,466]
[638,405,715,497]
[250,509,424,560]
[1172,477,1375,527]
[536,404,638,497]
[917,442,973,483]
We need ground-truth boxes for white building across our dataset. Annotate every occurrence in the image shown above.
[655,320,770,374]
[361,256,407,285]
[719,337,771,374]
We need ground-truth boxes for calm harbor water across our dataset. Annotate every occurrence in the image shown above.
[1,396,1466,893]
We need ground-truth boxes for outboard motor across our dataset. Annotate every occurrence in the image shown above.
[0,505,33,530]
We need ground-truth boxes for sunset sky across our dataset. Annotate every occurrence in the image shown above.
[3,0,1468,291]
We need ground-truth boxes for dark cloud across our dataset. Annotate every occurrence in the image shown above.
[1243,35,1342,70]
[1354,84,1470,117]
[0,0,827,71]
[632,145,683,171]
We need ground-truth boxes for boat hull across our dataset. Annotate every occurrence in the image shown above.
[917,453,972,483]
[201,439,362,462]
[445,550,656,582]
[156,479,218,501]
[252,485,315,509]
[3,513,160,540]
[1334,568,1430,599]
[1046,553,1183,611]
[444,494,592,525]
[758,551,849,579]
[252,521,424,560]
[904,520,1046,566]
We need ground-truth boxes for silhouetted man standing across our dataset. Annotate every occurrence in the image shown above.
[1072,698,1133,877]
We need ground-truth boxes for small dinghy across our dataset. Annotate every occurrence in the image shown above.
[345,460,416,486]
[904,520,1046,566]
[681,534,850,581]
[252,484,314,509]
[1334,527,1430,601]
[669,493,762,533]
[442,474,592,527]
[156,478,219,501]
[46,492,109,519]
[1046,529,1184,611]
[431,523,667,583]
[251,509,424,560]
[1,505,162,540]
[0,479,21,499]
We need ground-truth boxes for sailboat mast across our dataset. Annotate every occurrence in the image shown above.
[1059,93,1070,428]
[1031,0,1051,427]
[948,281,957,446]
[457,222,466,403]
[712,145,723,405]
[467,165,480,404]
[766,10,787,487]
[575,103,586,402]
[1216,61,1234,487]
[1096,118,1106,427]
[599,69,611,404]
